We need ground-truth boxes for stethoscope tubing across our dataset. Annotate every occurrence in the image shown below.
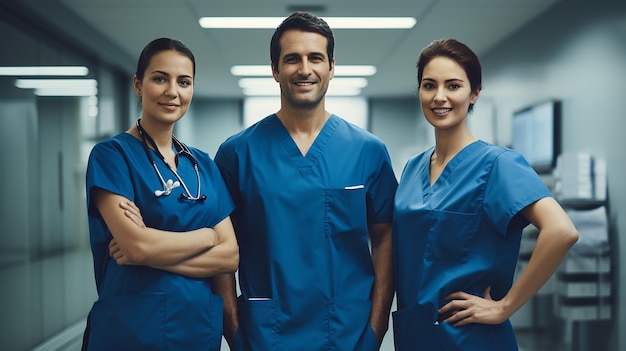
[136,119,205,201]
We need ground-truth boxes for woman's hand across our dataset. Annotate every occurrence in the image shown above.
[438,286,510,326]
[108,200,146,265]
[119,200,146,228]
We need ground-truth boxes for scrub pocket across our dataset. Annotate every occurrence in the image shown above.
[424,210,478,263]
[392,305,455,351]
[238,296,280,351]
[324,187,367,237]
[88,293,167,351]
[393,305,518,351]
[355,323,379,351]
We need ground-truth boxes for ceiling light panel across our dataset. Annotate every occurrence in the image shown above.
[0,66,89,76]
[200,17,416,29]
[231,65,377,77]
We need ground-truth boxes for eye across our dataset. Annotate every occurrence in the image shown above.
[283,56,298,64]
[421,82,435,90]
[153,76,166,83]
[179,79,192,87]
[449,83,461,90]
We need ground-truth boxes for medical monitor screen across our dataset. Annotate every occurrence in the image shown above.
[512,100,561,174]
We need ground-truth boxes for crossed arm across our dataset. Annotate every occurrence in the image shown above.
[94,187,239,278]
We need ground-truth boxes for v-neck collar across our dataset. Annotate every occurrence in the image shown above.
[424,140,483,193]
[274,114,339,175]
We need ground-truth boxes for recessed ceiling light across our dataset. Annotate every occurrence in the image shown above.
[15,78,98,97]
[0,66,89,76]
[238,77,366,96]
[231,65,377,77]
[200,17,416,29]
[15,79,98,89]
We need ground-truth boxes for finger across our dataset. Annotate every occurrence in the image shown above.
[125,210,146,228]
[445,291,472,301]
[483,286,493,300]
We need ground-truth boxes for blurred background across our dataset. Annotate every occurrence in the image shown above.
[0,0,624,350]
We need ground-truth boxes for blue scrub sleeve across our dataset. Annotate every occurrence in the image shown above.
[86,140,135,217]
[214,142,241,203]
[365,145,398,224]
[483,150,550,235]
[199,154,237,226]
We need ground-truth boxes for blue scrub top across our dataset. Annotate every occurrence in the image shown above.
[215,114,398,351]
[85,132,234,351]
[392,140,550,351]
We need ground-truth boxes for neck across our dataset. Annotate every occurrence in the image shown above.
[433,128,476,164]
[136,118,173,150]
[276,104,330,136]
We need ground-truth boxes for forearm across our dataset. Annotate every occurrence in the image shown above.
[127,226,217,266]
[368,222,394,341]
[152,238,239,278]
[211,273,240,348]
[501,225,577,316]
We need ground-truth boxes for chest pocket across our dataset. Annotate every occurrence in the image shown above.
[324,187,367,237]
[424,210,479,263]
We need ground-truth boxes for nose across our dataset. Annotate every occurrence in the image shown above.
[164,81,178,97]
[298,60,312,76]
[434,87,447,102]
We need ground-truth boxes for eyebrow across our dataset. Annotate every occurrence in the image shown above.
[421,77,465,83]
[150,70,193,79]
[282,52,326,60]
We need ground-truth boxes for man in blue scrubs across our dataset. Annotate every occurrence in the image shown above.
[213,11,398,351]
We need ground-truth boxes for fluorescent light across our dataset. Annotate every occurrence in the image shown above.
[0,66,89,76]
[239,77,365,96]
[335,65,377,76]
[34,87,98,97]
[15,79,98,89]
[238,77,367,89]
[231,65,273,76]
[327,17,416,29]
[231,65,377,77]
[15,79,98,97]
[200,17,416,29]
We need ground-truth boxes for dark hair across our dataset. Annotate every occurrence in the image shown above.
[135,38,196,81]
[270,12,334,72]
[417,38,482,112]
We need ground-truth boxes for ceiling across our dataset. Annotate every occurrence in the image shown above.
[42,0,561,98]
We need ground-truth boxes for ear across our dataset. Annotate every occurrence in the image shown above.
[271,64,279,83]
[133,75,142,96]
[470,85,482,104]
[329,58,335,80]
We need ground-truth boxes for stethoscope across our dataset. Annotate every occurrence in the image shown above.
[136,119,206,201]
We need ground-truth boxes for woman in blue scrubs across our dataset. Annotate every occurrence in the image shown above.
[392,38,579,350]
[82,38,239,351]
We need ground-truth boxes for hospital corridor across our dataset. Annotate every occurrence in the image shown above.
[1,0,625,350]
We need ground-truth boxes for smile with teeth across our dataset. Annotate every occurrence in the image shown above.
[433,108,452,114]
[295,82,314,86]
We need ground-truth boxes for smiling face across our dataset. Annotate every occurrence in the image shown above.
[133,49,194,125]
[272,29,334,109]
[419,56,480,131]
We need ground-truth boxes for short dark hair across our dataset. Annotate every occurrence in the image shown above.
[417,38,482,112]
[135,38,195,81]
[270,12,334,72]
